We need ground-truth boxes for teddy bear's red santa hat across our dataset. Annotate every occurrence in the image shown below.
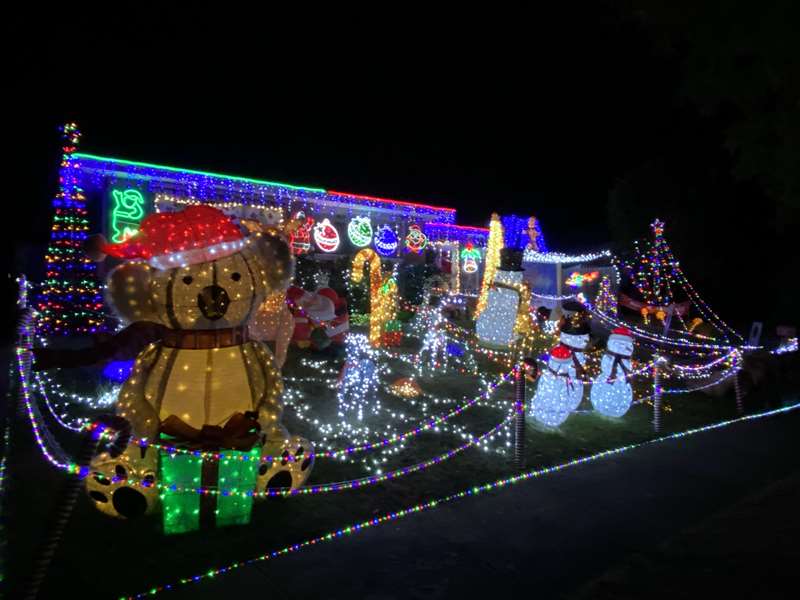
[103,205,246,269]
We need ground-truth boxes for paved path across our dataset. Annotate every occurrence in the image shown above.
[162,407,800,599]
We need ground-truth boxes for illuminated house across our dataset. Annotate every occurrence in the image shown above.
[74,153,459,257]
[38,134,488,333]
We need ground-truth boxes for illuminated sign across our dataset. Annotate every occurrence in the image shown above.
[347,216,373,247]
[110,188,146,243]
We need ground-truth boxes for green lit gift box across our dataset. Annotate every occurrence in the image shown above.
[381,319,403,347]
[158,412,261,535]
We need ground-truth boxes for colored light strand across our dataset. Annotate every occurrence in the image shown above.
[22,330,512,466]
[128,410,513,499]
[15,343,78,473]
[586,302,755,353]
[33,371,89,432]
[147,370,511,464]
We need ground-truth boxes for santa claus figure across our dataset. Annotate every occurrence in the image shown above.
[287,286,349,349]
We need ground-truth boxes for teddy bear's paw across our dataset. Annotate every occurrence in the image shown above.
[85,448,159,519]
[256,435,314,494]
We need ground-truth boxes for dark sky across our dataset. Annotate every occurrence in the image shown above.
[9,4,797,329]
[10,5,680,253]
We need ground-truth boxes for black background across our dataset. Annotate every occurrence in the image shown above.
[7,2,799,338]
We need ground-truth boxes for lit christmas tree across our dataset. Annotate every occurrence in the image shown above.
[627,219,675,310]
[618,219,741,340]
[594,274,617,316]
[475,213,503,317]
[37,123,105,335]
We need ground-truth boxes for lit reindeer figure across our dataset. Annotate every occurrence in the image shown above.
[351,248,397,347]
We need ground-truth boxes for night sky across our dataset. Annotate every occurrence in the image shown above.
[8,3,799,331]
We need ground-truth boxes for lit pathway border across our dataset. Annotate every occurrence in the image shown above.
[123,401,800,599]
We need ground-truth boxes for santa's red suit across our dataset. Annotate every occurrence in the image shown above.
[286,286,349,348]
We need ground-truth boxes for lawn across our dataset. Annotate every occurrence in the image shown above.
[4,319,783,600]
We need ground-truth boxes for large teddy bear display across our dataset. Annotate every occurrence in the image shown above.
[68,206,313,520]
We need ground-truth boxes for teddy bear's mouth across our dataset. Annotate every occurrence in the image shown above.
[198,285,231,320]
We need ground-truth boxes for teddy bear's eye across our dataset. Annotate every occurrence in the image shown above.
[182,276,193,285]
[231,272,242,281]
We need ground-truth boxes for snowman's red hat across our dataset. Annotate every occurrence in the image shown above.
[608,326,633,354]
[103,205,246,269]
[549,344,573,367]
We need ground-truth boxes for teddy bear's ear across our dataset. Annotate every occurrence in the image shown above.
[85,233,108,262]
[251,232,295,293]
[106,261,158,325]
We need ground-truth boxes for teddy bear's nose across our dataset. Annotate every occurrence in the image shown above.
[198,285,231,320]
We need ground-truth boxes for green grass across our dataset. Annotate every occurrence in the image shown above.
[4,324,780,600]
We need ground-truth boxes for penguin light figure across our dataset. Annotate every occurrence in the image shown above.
[530,344,576,427]
[590,326,634,417]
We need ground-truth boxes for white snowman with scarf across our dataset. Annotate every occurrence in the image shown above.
[590,326,634,417]
[530,344,578,427]
[559,311,590,410]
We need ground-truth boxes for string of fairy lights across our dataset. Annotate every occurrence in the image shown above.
[107,411,515,499]
[18,284,745,490]
[15,341,516,497]
[19,250,753,464]
[17,269,521,481]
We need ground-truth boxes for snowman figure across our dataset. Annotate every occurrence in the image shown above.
[530,344,577,427]
[559,310,590,410]
[590,326,634,417]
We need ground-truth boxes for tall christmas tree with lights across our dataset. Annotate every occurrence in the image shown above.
[618,219,741,341]
[594,274,617,316]
[475,213,504,317]
[37,123,105,335]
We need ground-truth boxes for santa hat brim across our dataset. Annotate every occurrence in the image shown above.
[146,238,247,270]
[608,332,633,351]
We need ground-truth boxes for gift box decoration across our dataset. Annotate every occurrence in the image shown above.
[160,448,260,535]
[159,412,262,535]
[381,319,403,347]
